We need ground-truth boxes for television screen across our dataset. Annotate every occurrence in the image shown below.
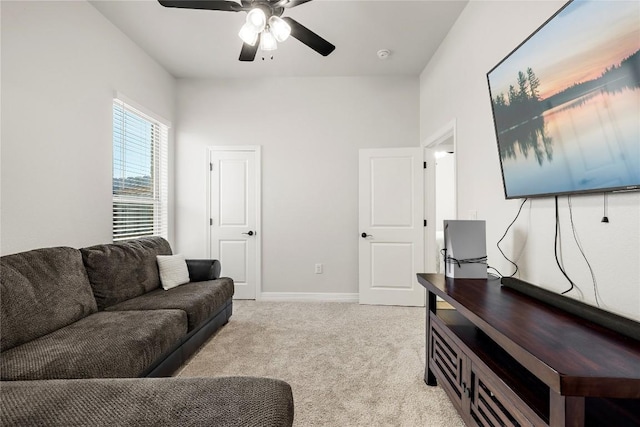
[487,0,640,199]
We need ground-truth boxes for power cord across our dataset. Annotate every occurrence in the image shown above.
[555,196,577,295]
[490,198,528,278]
[601,192,609,223]
[567,196,601,306]
[442,249,487,269]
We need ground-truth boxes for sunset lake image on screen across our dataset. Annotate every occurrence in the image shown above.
[488,0,640,198]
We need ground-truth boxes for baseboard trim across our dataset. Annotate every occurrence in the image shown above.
[258,292,359,303]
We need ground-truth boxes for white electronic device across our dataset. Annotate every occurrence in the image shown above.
[443,220,487,279]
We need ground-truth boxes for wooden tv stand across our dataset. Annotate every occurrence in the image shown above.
[417,274,640,427]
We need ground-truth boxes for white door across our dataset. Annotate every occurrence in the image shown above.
[209,147,261,300]
[359,148,425,306]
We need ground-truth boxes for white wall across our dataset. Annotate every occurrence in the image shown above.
[175,77,419,295]
[1,1,175,255]
[420,1,640,320]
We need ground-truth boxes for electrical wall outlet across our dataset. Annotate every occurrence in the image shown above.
[315,263,323,274]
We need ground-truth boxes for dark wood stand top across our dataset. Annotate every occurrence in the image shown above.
[417,273,640,397]
[418,273,640,426]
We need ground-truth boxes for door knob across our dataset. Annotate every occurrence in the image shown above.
[242,231,255,236]
[361,232,372,238]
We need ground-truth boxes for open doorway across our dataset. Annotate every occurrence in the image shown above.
[423,120,457,273]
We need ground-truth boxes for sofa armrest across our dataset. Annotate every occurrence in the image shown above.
[1,377,294,427]
[185,259,221,282]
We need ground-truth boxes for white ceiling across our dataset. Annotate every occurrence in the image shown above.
[90,0,468,79]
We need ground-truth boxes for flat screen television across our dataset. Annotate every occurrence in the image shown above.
[487,0,640,199]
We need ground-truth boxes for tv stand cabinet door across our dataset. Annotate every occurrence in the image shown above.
[429,318,468,416]
[469,363,537,427]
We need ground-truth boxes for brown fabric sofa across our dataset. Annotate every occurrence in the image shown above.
[0,237,294,426]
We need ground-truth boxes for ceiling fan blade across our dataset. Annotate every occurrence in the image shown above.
[158,1,244,12]
[239,35,260,61]
[282,17,335,56]
[281,0,314,8]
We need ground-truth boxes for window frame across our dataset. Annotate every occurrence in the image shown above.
[112,94,170,242]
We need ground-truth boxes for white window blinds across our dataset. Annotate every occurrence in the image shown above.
[112,99,168,242]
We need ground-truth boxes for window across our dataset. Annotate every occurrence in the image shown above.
[112,98,168,242]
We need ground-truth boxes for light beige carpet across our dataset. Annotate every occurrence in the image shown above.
[177,301,465,427]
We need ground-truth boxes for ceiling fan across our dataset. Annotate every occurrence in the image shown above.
[158,0,335,61]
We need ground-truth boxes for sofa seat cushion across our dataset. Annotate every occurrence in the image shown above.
[105,278,234,332]
[0,310,187,381]
[1,376,294,427]
[80,237,172,310]
[1,247,97,352]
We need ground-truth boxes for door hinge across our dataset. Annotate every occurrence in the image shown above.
[423,161,427,169]
[210,218,213,226]
[210,163,213,171]
[424,219,427,227]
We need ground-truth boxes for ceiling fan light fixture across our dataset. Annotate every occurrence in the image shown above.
[260,29,278,51]
[157,0,335,62]
[269,16,291,42]
[246,8,267,33]
[238,22,259,46]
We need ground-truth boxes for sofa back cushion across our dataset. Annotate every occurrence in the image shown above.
[0,247,98,352]
[80,237,172,310]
